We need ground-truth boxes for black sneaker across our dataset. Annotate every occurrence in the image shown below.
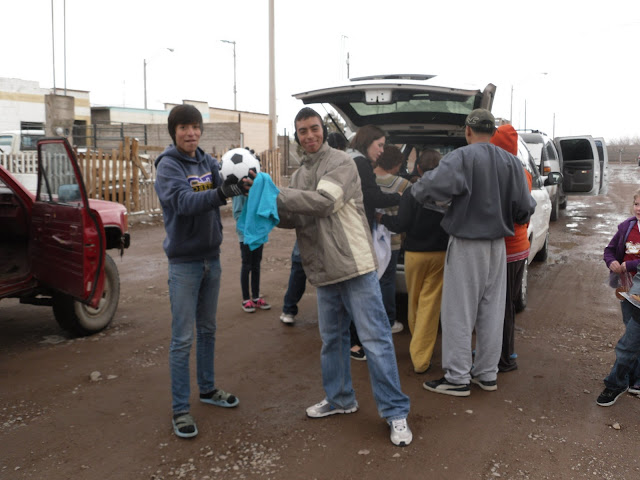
[471,377,498,391]
[423,377,470,397]
[596,387,628,407]
[350,348,366,361]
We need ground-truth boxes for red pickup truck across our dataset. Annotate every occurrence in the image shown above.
[0,137,130,335]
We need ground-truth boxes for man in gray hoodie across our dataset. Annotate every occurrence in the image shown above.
[414,109,536,397]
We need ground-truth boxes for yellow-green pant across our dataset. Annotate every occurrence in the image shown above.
[405,250,446,373]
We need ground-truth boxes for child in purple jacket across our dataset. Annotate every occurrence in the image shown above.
[603,188,640,326]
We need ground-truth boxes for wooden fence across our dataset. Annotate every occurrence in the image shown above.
[1,139,284,216]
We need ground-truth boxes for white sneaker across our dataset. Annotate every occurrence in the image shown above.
[391,321,404,334]
[389,418,412,446]
[306,399,358,418]
[279,313,295,325]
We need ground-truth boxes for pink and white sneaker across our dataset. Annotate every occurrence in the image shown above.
[242,300,256,313]
[253,298,271,310]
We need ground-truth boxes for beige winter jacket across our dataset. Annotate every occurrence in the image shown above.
[277,142,377,287]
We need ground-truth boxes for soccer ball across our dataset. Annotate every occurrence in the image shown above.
[219,148,260,182]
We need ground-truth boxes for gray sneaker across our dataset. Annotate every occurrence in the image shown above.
[389,418,412,446]
[280,312,295,325]
[306,399,358,418]
[471,377,498,391]
[390,321,404,334]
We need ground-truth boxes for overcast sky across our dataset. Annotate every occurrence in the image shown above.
[3,0,640,142]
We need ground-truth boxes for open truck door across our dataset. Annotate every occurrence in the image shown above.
[554,135,601,196]
[593,137,609,195]
[31,138,106,308]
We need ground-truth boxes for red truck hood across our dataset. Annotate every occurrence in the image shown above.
[88,198,128,229]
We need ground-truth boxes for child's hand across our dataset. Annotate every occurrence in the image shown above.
[610,260,624,274]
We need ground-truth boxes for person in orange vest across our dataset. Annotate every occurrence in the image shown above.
[490,124,532,373]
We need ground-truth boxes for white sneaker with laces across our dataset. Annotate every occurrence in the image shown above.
[306,399,358,418]
[391,321,404,334]
[279,312,295,325]
[389,418,412,446]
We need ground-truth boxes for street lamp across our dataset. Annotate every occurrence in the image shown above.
[143,47,174,109]
[221,39,237,111]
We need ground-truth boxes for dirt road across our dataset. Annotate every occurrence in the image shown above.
[1,164,639,480]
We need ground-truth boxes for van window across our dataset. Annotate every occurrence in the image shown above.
[20,132,45,151]
[545,142,558,161]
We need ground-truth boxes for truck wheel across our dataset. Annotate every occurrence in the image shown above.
[515,261,528,313]
[53,254,120,336]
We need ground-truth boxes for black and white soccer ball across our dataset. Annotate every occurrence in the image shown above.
[219,148,260,181]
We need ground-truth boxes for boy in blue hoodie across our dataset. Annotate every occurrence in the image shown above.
[154,104,251,439]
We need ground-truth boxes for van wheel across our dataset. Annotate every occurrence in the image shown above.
[534,233,549,262]
[53,254,120,336]
[550,193,559,221]
[515,261,528,313]
[559,187,567,209]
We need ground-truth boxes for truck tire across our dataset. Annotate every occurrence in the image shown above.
[53,254,120,336]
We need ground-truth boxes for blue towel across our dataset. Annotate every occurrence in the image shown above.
[236,172,280,250]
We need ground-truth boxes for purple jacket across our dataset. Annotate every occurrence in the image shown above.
[603,216,640,274]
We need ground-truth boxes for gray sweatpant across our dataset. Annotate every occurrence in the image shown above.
[441,236,507,384]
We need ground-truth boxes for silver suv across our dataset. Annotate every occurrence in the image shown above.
[519,130,566,221]
[294,75,560,312]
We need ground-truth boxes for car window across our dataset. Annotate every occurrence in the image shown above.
[518,140,543,189]
[351,92,477,117]
[545,141,558,161]
[38,143,82,205]
[524,141,543,163]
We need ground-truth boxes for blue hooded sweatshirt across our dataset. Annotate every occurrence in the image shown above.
[154,145,227,263]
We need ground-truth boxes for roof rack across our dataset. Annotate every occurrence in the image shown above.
[350,74,437,82]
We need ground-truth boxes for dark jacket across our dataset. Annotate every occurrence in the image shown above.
[154,145,226,263]
[380,184,449,252]
[347,149,401,230]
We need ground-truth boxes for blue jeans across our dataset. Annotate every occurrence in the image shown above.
[316,271,410,421]
[621,299,636,326]
[379,249,400,326]
[168,259,221,414]
[604,306,640,391]
[282,242,306,315]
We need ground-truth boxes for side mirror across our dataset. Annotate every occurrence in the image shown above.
[544,171,562,186]
[58,184,81,203]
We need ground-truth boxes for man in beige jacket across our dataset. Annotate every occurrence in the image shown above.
[276,107,412,447]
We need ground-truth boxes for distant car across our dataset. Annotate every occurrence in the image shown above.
[555,135,608,196]
[519,130,566,221]
[0,137,130,335]
[294,74,561,311]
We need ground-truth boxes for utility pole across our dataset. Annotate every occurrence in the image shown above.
[221,40,237,111]
[268,0,276,149]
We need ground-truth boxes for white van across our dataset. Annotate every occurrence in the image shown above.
[0,130,46,155]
